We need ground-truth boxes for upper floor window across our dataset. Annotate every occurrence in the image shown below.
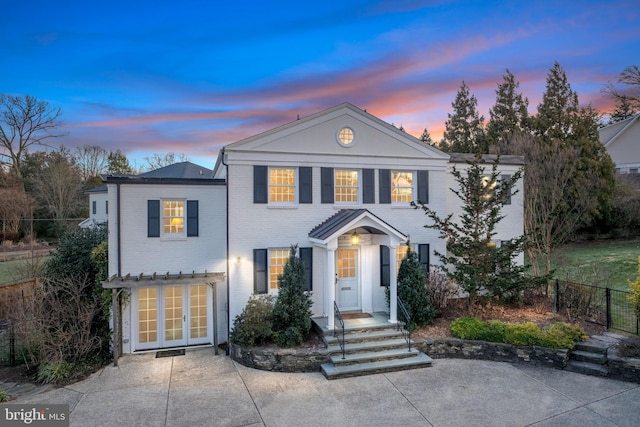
[391,171,414,203]
[337,127,355,146]
[163,200,185,235]
[335,169,359,203]
[269,168,296,203]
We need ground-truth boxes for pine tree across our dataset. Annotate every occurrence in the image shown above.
[397,246,436,329]
[487,69,529,149]
[533,61,579,142]
[420,128,435,146]
[412,154,532,302]
[271,245,313,347]
[442,81,486,153]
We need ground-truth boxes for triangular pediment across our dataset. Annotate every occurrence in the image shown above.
[222,103,448,161]
[309,209,407,246]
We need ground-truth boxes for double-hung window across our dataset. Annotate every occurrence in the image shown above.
[269,168,296,203]
[396,244,410,274]
[163,200,185,236]
[391,171,414,203]
[335,169,359,203]
[268,249,290,290]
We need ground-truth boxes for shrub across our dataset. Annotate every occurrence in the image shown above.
[426,267,458,312]
[505,322,539,346]
[628,256,640,320]
[451,317,587,349]
[37,360,74,384]
[272,246,313,347]
[397,246,436,329]
[0,389,9,402]
[231,294,275,346]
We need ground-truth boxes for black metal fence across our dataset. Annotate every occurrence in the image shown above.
[553,279,639,336]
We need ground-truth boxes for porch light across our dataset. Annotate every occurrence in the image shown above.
[351,230,360,245]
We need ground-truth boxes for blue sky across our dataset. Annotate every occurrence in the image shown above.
[2,0,639,168]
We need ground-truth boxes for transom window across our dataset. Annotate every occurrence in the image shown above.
[163,200,185,235]
[269,249,289,289]
[269,168,296,203]
[335,169,359,203]
[392,171,414,203]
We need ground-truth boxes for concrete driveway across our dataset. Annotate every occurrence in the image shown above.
[12,348,640,427]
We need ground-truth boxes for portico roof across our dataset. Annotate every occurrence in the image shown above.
[309,209,407,245]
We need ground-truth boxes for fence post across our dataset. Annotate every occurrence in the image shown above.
[9,322,15,366]
[605,287,612,330]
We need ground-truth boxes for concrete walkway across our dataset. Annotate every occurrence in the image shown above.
[10,348,640,427]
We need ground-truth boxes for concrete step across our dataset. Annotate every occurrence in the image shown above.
[565,361,609,377]
[571,350,607,365]
[326,338,413,356]
[323,329,404,345]
[574,340,608,355]
[330,348,421,366]
[321,352,433,380]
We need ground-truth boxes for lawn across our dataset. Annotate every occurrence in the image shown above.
[550,239,640,291]
[0,257,48,285]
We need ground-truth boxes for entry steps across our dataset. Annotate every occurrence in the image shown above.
[319,323,432,380]
[565,333,625,378]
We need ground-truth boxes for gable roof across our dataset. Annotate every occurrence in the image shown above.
[309,209,406,244]
[599,114,640,147]
[138,161,213,179]
[85,184,107,193]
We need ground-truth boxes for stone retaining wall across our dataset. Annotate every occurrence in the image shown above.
[607,349,640,383]
[229,343,329,372]
[416,338,570,369]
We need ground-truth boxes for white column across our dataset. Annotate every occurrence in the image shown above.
[389,244,398,324]
[326,243,337,330]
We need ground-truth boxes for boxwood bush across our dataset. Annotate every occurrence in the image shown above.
[450,317,587,349]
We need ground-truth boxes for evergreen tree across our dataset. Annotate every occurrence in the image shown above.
[533,62,615,230]
[272,245,313,347]
[412,154,532,302]
[419,128,437,147]
[608,95,637,124]
[107,150,135,174]
[397,245,436,329]
[442,81,486,153]
[487,69,529,149]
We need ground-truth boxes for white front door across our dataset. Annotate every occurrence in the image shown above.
[135,284,212,350]
[336,248,359,310]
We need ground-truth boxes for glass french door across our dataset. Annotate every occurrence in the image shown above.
[136,284,211,350]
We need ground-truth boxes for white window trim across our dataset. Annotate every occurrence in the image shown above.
[268,167,298,205]
[391,170,416,205]
[268,247,291,293]
[161,199,187,241]
[334,169,362,206]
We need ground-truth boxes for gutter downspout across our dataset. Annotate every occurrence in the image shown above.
[221,148,231,356]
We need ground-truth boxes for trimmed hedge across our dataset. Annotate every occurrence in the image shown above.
[450,317,587,349]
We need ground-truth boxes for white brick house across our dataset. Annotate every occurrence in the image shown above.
[103,103,524,354]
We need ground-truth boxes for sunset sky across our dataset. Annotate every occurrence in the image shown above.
[2,0,639,168]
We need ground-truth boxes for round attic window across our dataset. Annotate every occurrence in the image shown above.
[337,127,355,146]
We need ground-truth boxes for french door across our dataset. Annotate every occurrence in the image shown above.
[135,284,211,350]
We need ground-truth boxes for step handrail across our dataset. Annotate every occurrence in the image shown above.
[397,297,412,352]
[333,301,346,359]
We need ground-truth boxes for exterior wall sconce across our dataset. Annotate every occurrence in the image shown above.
[236,256,241,264]
[351,230,360,245]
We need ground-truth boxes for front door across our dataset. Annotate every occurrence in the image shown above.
[135,284,211,350]
[336,248,359,310]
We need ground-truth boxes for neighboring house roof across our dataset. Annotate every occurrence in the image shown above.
[309,209,407,243]
[599,114,640,148]
[85,184,107,193]
[138,161,213,179]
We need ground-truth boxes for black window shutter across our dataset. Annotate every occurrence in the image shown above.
[299,247,313,291]
[380,245,390,286]
[254,165,268,203]
[379,169,391,204]
[92,201,96,215]
[147,200,160,238]
[363,169,375,204]
[187,200,198,237]
[501,174,512,205]
[253,249,268,294]
[321,167,334,204]
[299,167,312,204]
[417,170,429,204]
[418,244,430,274]
[105,200,108,215]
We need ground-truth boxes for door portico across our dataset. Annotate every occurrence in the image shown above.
[308,209,406,330]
